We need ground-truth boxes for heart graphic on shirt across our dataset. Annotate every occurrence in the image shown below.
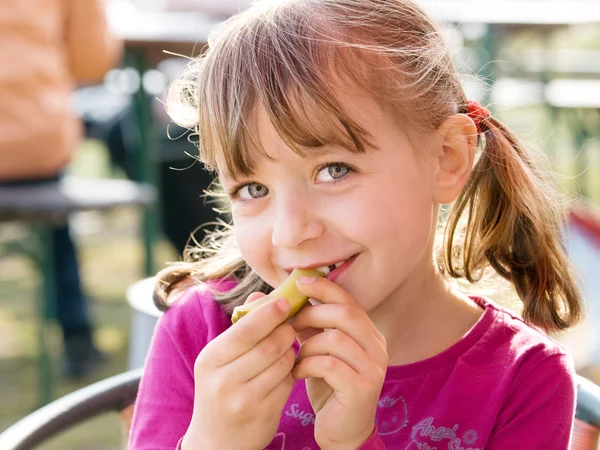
[264,432,286,450]
[376,395,408,435]
[375,382,408,436]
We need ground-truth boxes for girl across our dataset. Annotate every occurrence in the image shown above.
[129,0,583,449]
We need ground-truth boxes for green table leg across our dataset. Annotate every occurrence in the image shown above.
[127,50,161,276]
[574,120,590,199]
[36,226,55,406]
[479,25,499,111]
[562,108,591,199]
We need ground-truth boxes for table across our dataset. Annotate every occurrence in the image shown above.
[108,0,218,64]
[417,1,600,25]
[108,1,600,44]
[0,176,155,406]
[107,0,600,107]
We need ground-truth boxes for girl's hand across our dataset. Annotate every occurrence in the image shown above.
[181,293,296,450]
[289,277,388,450]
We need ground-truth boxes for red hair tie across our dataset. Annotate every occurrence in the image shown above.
[466,100,491,134]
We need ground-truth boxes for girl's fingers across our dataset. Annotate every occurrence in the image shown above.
[246,292,267,304]
[296,276,361,306]
[293,355,369,401]
[227,322,297,382]
[295,277,386,348]
[200,296,291,368]
[246,346,297,397]
[291,303,388,369]
[264,370,296,404]
[293,308,322,343]
[296,329,382,384]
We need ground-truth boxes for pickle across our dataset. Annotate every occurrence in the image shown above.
[231,267,327,324]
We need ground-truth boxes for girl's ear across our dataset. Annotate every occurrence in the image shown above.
[432,114,478,204]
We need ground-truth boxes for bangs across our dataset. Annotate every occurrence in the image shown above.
[225,75,379,182]
[166,2,390,182]
[165,0,460,182]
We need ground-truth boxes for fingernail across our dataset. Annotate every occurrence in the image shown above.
[297,276,316,285]
[277,298,291,313]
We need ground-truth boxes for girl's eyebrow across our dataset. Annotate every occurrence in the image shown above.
[220,143,372,185]
[219,172,251,186]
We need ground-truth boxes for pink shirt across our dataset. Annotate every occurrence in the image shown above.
[128,282,576,450]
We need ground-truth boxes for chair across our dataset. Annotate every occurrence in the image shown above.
[0,371,599,450]
[0,176,156,406]
[574,376,600,448]
[0,369,142,450]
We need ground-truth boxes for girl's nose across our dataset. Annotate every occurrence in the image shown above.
[270,194,325,249]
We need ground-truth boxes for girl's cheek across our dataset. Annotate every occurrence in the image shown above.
[234,221,254,253]
[234,219,270,265]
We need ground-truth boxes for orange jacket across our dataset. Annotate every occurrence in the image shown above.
[0,0,122,180]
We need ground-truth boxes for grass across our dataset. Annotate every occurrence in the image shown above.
[0,103,599,448]
[0,139,178,449]
[0,220,177,450]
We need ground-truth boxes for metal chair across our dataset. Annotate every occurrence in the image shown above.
[0,368,142,450]
[0,370,599,450]
[573,375,600,448]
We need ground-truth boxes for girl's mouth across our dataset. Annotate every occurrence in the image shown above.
[284,253,359,282]
[323,254,358,282]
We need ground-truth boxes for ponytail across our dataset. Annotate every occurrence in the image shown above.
[443,116,582,333]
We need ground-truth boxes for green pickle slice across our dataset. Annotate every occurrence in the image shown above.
[231,267,326,324]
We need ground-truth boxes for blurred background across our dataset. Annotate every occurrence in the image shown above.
[1,0,599,448]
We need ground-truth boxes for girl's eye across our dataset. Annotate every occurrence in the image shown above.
[237,183,269,200]
[316,163,351,183]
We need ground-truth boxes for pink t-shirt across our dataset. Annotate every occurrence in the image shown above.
[128,282,576,450]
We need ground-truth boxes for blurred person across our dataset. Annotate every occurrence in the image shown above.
[0,0,122,378]
[86,2,252,255]
[89,57,223,255]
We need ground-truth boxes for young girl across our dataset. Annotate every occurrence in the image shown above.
[129,0,583,448]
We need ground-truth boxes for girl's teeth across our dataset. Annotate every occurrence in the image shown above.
[327,261,346,273]
[317,260,347,275]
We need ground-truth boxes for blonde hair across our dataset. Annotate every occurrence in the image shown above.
[156,0,582,333]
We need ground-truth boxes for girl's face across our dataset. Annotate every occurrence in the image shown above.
[219,96,439,313]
